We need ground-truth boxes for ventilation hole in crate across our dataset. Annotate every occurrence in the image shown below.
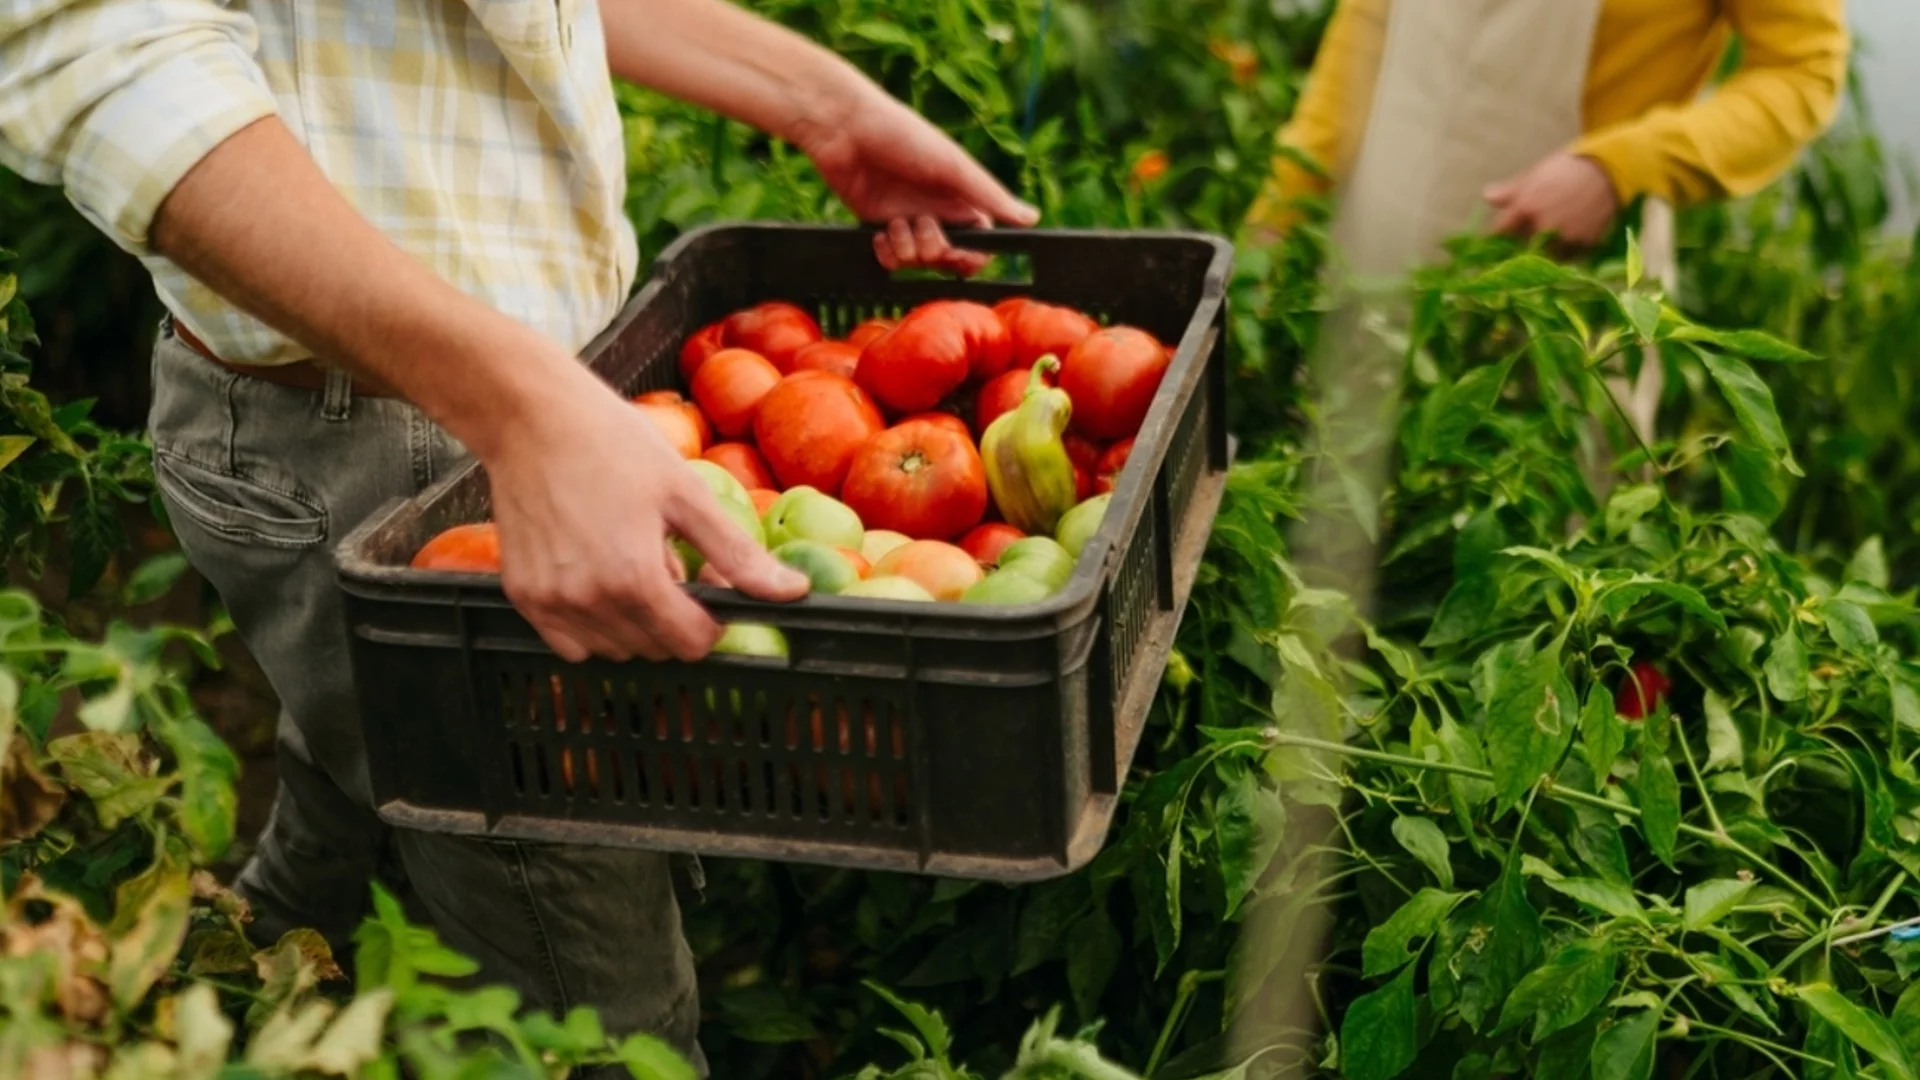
[608,746,625,802]
[634,751,655,805]
[533,743,552,798]
[509,742,526,794]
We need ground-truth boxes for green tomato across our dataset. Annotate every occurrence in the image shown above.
[686,458,751,508]
[676,495,765,578]
[995,536,1074,591]
[1055,493,1111,559]
[713,622,788,658]
[839,576,935,602]
[962,569,1056,606]
[772,540,862,595]
[764,486,865,550]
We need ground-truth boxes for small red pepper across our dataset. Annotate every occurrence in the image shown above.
[1618,661,1671,720]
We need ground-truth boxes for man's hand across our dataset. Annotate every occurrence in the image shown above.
[1483,151,1620,250]
[488,371,808,663]
[599,0,1038,275]
[794,91,1039,275]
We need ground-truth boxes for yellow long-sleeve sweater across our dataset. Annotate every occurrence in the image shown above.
[1246,0,1850,228]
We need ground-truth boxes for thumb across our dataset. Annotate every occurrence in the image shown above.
[671,487,809,602]
[1483,178,1517,206]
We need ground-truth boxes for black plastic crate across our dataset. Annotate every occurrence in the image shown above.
[335,223,1232,881]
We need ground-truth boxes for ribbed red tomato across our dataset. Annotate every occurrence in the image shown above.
[1095,437,1134,494]
[841,418,989,540]
[901,412,973,441]
[1000,299,1098,368]
[791,340,863,379]
[856,301,1011,415]
[1059,326,1170,440]
[975,365,1057,437]
[959,523,1025,567]
[691,348,782,438]
[702,441,776,490]
[679,322,727,382]
[753,371,886,493]
[723,301,822,372]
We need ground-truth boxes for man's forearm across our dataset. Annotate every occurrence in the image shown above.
[598,0,867,148]
[150,117,606,462]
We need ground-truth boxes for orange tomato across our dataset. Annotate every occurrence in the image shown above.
[846,318,895,350]
[633,400,708,459]
[753,371,887,493]
[872,540,983,601]
[837,547,873,579]
[748,488,781,516]
[691,348,782,439]
[791,340,863,379]
[412,523,502,573]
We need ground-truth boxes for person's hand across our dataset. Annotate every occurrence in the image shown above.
[486,370,809,663]
[1483,151,1620,251]
[794,90,1040,275]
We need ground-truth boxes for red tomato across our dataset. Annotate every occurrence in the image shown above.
[1059,326,1170,440]
[1074,462,1093,501]
[856,301,1011,415]
[901,412,973,441]
[412,523,501,573]
[959,523,1025,567]
[1061,434,1103,477]
[691,348,782,438]
[791,340,863,379]
[679,322,727,383]
[723,302,822,373]
[748,488,780,516]
[1000,299,1099,368]
[702,441,777,490]
[846,318,895,350]
[974,366,1056,438]
[1618,661,1672,720]
[754,371,887,493]
[1095,437,1135,494]
[841,418,989,541]
[991,297,1031,325]
[873,540,983,601]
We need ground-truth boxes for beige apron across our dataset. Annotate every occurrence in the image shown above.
[1329,0,1668,438]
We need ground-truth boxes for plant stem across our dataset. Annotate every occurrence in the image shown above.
[1676,726,1730,838]
[1143,969,1223,1077]
[1268,732,1835,917]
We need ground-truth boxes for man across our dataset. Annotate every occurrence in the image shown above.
[1247,0,1848,275]
[1,0,1036,1068]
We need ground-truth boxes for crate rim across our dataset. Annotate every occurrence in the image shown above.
[334,222,1234,637]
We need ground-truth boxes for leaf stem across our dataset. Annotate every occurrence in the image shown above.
[1675,724,1730,838]
[1143,969,1223,1077]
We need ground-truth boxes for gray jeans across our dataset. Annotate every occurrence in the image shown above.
[149,329,705,1075]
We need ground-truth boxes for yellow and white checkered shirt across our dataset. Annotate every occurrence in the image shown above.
[0,0,637,366]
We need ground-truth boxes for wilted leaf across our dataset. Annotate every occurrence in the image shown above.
[49,732,169,828]
[185,929,253,977]
[173,983,234,1080]
[107,863,191,1010]
[0,729,65,841]
[303,988,393,1074]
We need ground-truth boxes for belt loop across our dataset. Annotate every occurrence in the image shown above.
[321,367,353,422]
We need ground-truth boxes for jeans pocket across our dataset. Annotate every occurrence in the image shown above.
[153,449,328,549]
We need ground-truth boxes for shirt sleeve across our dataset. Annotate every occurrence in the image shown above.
[1245,0,1390,232]
[1573,0,1848,206]
[0,1,279,255]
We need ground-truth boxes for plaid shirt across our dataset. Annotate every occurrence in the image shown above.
[0,0,636,366]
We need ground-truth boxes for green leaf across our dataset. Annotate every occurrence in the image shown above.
[1637,744,1680,867]
[154,712,240,859]
[1765,627,1809,703]
[1718,441,1787,523]
[1893,679,1920,734]
[1703,690,1742,773]
[1825,600,1879,655]
[1581,682,1623,781]
[1456,254,1582,296]
[1593,576,1727,631]
[49,732,169,827]
[1848,537,1891,590]
[1700,351,1801,476]
[1624,229,1643,288]
[1495,936,1618,1041]
[1391,815,1453,890]
[619,1034,699,1080]
[1424,354,1518,458]
[1590,1010,1659,1080]
[1618,293,1661,343]
[863,981,951,1061]
[124,553,190,606]
[0,434,34,473]
[1339,965,1417,1080]
[1450,859,1543,1030]
[1423,573,1498,648]
[1604,485,1662,538]
[1482,636,1575,809]
[1672,323,1818,363]
[109,864,192,1010]
[1215,764,1286,918]
[1013,879,1088,977]
[1362,888,1466,978]
[1542,876,1645,921]
[1502,546,1583,592]
[1799,983,1918,1080]
[1683,879,1756,931]
[1065,907,1121,1023]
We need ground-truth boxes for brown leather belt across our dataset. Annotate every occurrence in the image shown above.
[171,317,396,398]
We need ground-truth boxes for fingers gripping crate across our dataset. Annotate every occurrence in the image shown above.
[335,224,1233,882]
